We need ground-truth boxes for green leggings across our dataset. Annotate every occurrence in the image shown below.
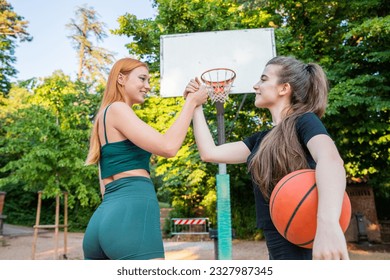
[82,176,165,260]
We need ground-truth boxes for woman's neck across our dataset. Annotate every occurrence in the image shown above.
[270,104,290,126]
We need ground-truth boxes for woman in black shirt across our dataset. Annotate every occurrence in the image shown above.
[188,56,349,260]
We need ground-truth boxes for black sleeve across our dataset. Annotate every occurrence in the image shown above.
[243,131,266,152]
[296,112,330,146]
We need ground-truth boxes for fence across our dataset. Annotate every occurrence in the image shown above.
[171,218,209,237]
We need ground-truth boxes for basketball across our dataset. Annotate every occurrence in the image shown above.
[269,169,351,248]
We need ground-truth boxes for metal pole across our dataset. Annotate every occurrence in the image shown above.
[215,101,232,260]
[216,102,227,174]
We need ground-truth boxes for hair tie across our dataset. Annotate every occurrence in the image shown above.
[305,64,312,74]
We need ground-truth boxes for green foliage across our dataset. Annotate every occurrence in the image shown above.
[113,0,272,72]
[0,0,32,95]
[1,0,388,234]
[114,0,389,230]
[248,0,390,217]
[1,183,37,226]
[323,12,390,203]
[112,0,277,237]
[0,72,102,229]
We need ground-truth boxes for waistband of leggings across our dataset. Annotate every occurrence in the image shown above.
[105,176,151,186]
[104,176,152,192]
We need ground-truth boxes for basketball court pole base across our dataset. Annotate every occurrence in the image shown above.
[216,173,232,260]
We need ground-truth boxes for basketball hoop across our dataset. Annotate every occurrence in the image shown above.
[201,68,236,103]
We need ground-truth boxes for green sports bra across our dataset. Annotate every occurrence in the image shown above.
[99,104,151,179]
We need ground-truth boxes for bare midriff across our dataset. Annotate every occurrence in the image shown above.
[102,169,150,185]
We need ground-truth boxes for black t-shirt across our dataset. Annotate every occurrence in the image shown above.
[242,112,330,229]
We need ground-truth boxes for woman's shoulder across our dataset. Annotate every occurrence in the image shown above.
[243,129,271,149]
[296,112,329,144]
[297,112,324,127]
[99,102,138,127]
[109,101,130,110]
[299,111,320,120]
[105,101,135,116]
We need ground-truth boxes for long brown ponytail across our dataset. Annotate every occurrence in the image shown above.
[248,56,329,199]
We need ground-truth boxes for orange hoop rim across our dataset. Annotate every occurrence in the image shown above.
[200,68,237,86]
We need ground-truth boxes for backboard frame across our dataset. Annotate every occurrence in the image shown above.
[160,28,276,97]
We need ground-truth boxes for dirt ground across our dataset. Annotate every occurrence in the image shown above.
[1,224,389,260]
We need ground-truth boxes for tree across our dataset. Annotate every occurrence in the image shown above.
[111,0,269,237]
[114,0,389,234]
[66,5,115,87]
[0,72,102,227]
[112,0,271,71]
[0,0,32,96]
[2,0,387,233]
[325,12,390,216]
[248,0,390,215]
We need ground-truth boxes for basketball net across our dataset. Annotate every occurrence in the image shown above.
[201,68,236,103]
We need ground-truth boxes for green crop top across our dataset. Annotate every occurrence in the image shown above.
[99,104,151,179]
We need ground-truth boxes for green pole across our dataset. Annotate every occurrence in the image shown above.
[215,101,232,259]
[216,173,232,259]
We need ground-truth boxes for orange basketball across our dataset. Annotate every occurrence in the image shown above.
[269,169,351,248]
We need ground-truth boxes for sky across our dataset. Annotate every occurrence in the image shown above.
[8,0,156,81]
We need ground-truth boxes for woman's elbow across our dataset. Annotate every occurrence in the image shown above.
[160,145,179,158]
[320,152,345,169]
[199,154,208,162]
[199,153,214,163]
[332,153,345,167]
[338,157,344,167]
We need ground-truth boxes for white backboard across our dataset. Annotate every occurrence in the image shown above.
[160,28,276,97]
